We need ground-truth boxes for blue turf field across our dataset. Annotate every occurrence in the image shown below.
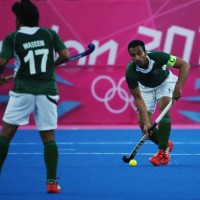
[0,128,200,200]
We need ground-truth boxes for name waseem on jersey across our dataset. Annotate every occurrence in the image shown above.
[23,40,45,50]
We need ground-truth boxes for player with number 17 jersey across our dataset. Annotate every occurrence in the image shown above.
[0,27,66,95]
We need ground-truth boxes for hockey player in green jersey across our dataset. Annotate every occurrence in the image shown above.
[0,0,70,193]
[126,40,190,166]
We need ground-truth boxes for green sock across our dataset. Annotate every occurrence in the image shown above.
[0,135,11,174]
[158,116,171,150]
[44,141,58,180]
[149,127,159,145]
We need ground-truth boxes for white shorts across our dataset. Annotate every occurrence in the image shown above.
[139,72,178,113]
[3,91,59,131]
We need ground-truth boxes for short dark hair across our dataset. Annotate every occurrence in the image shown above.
[128,40,146,52]
[12,0,39,27]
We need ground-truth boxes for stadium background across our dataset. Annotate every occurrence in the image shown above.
[0,0,200,126]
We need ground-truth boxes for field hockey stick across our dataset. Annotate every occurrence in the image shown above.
[5,75,14,82]
[122,99,174,163]
[2,44,95,84]
[66,43,95,62]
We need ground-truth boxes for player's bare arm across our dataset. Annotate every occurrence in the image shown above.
[0,58,10,85]
[171,57,190,100]
[0,58,8,73]
[0,58,14,85]
[0,76,5,85]
[55,49,70,66]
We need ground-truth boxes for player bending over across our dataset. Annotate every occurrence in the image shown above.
[125,40,190,166]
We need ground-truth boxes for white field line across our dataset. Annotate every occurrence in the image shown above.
[9,142,200,155]
[8,152,200,156]
[10,142,200,145]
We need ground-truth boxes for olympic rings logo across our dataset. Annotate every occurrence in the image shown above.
[91,75,136,114]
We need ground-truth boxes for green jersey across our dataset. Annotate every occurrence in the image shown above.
[125,50,176,89]
[0,27,67,95]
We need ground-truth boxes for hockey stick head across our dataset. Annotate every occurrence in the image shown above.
[122,134,148,163]
[87,43,95,52]
[122,155,133,163]
[67,43,95,62]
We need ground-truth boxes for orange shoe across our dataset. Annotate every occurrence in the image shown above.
[149,149,165,166]
[47,180,61,193]
[149,141,174,166]
[160,140,173,165]
[160,151,170,165]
